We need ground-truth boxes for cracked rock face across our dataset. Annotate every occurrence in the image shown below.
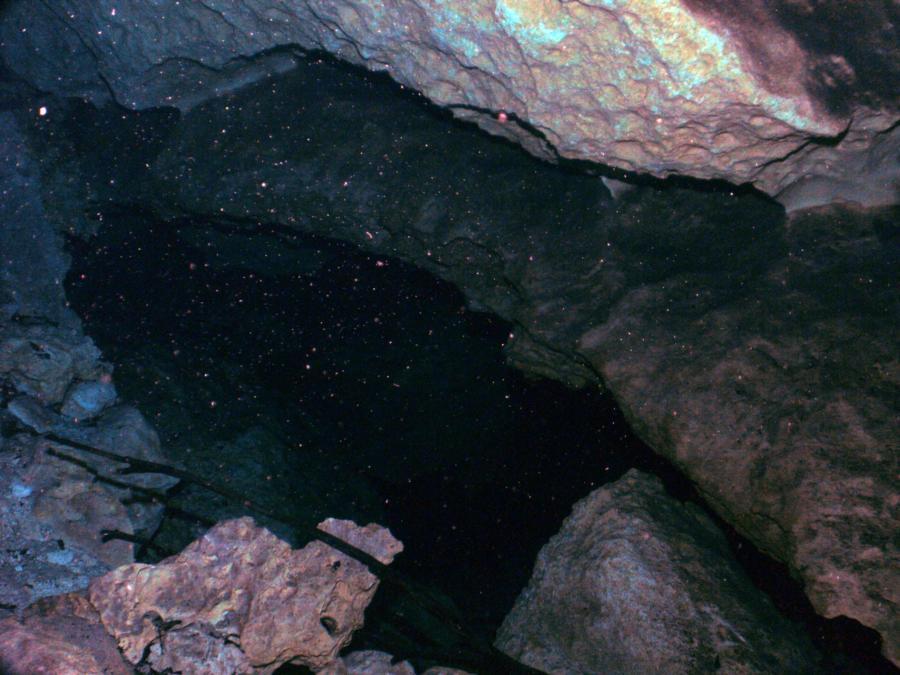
[1,0,897,209]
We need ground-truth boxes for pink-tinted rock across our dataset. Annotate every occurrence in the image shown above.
[1,0,897,208]
[89,517,400,673]
[0,592,132,675]
[318,518,405,565]
[320,650,417,675]
[320,650,475,675]
[496,469,819,674]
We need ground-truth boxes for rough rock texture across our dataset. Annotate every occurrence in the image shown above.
[0,433,121,611]
[0,520,403,675]
[318,518,405,565]
[1,0,898,208]
[496,469,819,674]
[89,517,400,673]
[52,60,896,663]
[0,103,176,616]
[0,592,132,675]
[0,108,82,328]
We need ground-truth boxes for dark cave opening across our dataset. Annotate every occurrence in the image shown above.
[63,207,688,637]
[18,40,884,674]
[63,207,894,674]
[0,1,893,667]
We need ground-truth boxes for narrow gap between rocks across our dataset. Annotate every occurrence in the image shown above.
[63,209,890,674]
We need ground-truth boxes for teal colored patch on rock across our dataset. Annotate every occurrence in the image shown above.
[496,1,568,46]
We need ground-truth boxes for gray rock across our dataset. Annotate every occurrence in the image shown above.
[0,330,103,405]
[496,469,820,674]
[60,378,118,420]
[0,111,81,328]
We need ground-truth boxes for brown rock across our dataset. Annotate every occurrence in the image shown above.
[88,517,398,673]
[496,469,820,674]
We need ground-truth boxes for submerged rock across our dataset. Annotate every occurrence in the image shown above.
[60,378,117,420]
[97,61,894,661]
[5,25,896,665]
[0,330,103,405]
[496,469,819,674]
[320,650,475,675]
[0,103,177,620]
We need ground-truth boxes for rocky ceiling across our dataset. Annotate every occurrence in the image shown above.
[1,0,898,211]
[0,0,898,668]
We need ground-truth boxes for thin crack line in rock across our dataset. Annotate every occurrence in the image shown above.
[20,427,542,675]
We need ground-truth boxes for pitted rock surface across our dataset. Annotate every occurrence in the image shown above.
[89,517,398,673]
[1,0,897,207]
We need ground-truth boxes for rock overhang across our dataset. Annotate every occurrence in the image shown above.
[1,0,897,210]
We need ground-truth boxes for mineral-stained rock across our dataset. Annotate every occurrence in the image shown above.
[318,518,405,565]
[0,592,132,675]
[1,0,897,207]
[496,469,820,674]
[88,517,401,673]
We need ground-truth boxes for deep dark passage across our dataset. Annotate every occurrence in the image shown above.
[64,209,686,662]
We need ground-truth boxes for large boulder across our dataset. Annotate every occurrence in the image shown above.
[496,470,819,674]
[1,0,897,209]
